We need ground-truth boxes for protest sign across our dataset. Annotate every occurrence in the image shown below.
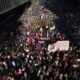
[53,41,70,51]
[48,41,70,52]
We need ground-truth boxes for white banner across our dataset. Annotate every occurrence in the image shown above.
[48,41,70,52]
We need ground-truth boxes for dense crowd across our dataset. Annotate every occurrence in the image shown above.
[0,24,80,80]
[0,0,80,80]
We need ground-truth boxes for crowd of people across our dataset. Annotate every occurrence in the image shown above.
[0,0,80,80]
[0,23,80,80]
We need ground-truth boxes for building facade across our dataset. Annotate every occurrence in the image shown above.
[0,0,30,14]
